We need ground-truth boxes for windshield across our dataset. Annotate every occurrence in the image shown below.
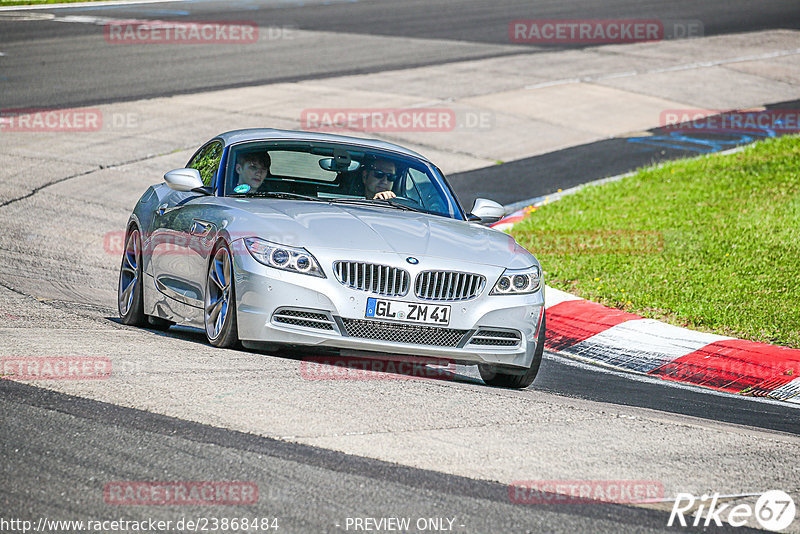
[223,141,464,220]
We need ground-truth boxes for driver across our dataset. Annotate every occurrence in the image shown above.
[361,158,398,200]
[235,152,270,191]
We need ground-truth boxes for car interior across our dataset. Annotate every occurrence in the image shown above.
[225,144,457,218]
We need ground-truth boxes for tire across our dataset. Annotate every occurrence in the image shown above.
[118,227,146,326]
[204,242,240,348]
[479,313,545,389]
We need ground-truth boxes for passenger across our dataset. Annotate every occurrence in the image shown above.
[361,158,398,200]
[235,152,270,191]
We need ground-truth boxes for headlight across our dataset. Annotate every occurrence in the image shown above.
[491,265,541,295]
[244,237,325,278]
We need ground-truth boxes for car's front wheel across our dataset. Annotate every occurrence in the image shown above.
[204,242,240,348]
[479,313,546,389]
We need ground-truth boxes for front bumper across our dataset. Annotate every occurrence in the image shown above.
[230,240,545,370]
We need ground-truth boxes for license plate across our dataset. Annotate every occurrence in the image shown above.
[365,297,450,326]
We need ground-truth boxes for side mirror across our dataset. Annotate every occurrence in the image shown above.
[468,198,505,224]
[164,168,207,193]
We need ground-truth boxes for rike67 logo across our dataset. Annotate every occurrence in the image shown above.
[669,490,796,531]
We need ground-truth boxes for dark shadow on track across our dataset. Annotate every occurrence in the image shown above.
[0,379,758,533]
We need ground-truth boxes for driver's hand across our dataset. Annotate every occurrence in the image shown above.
[374,190,396,200]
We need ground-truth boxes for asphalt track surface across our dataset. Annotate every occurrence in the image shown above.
[0,0,799,108]
[2,1,800,533]
[4,379,743,534]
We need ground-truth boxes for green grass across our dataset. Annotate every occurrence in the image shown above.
[0,0,117,5]
[512,135,800,348]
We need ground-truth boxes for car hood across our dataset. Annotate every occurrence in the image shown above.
[218,198,534,268]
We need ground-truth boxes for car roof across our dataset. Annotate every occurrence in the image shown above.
[218,128,431,162]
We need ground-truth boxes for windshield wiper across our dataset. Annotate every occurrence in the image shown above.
[231,192,323,201]
[328,198,425,213]
[378,199,427,213]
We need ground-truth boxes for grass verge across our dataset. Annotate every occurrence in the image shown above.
[512,134,800,348]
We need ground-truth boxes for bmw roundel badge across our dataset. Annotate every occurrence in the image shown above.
[406,257,419,265]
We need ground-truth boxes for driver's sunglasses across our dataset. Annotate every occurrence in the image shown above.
[368,169,398,182]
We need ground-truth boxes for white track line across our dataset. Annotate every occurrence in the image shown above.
[0,0,188,11]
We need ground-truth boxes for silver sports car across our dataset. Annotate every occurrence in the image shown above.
[118,129,545,388]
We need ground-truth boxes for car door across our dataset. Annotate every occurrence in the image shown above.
[150,140,223,308]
